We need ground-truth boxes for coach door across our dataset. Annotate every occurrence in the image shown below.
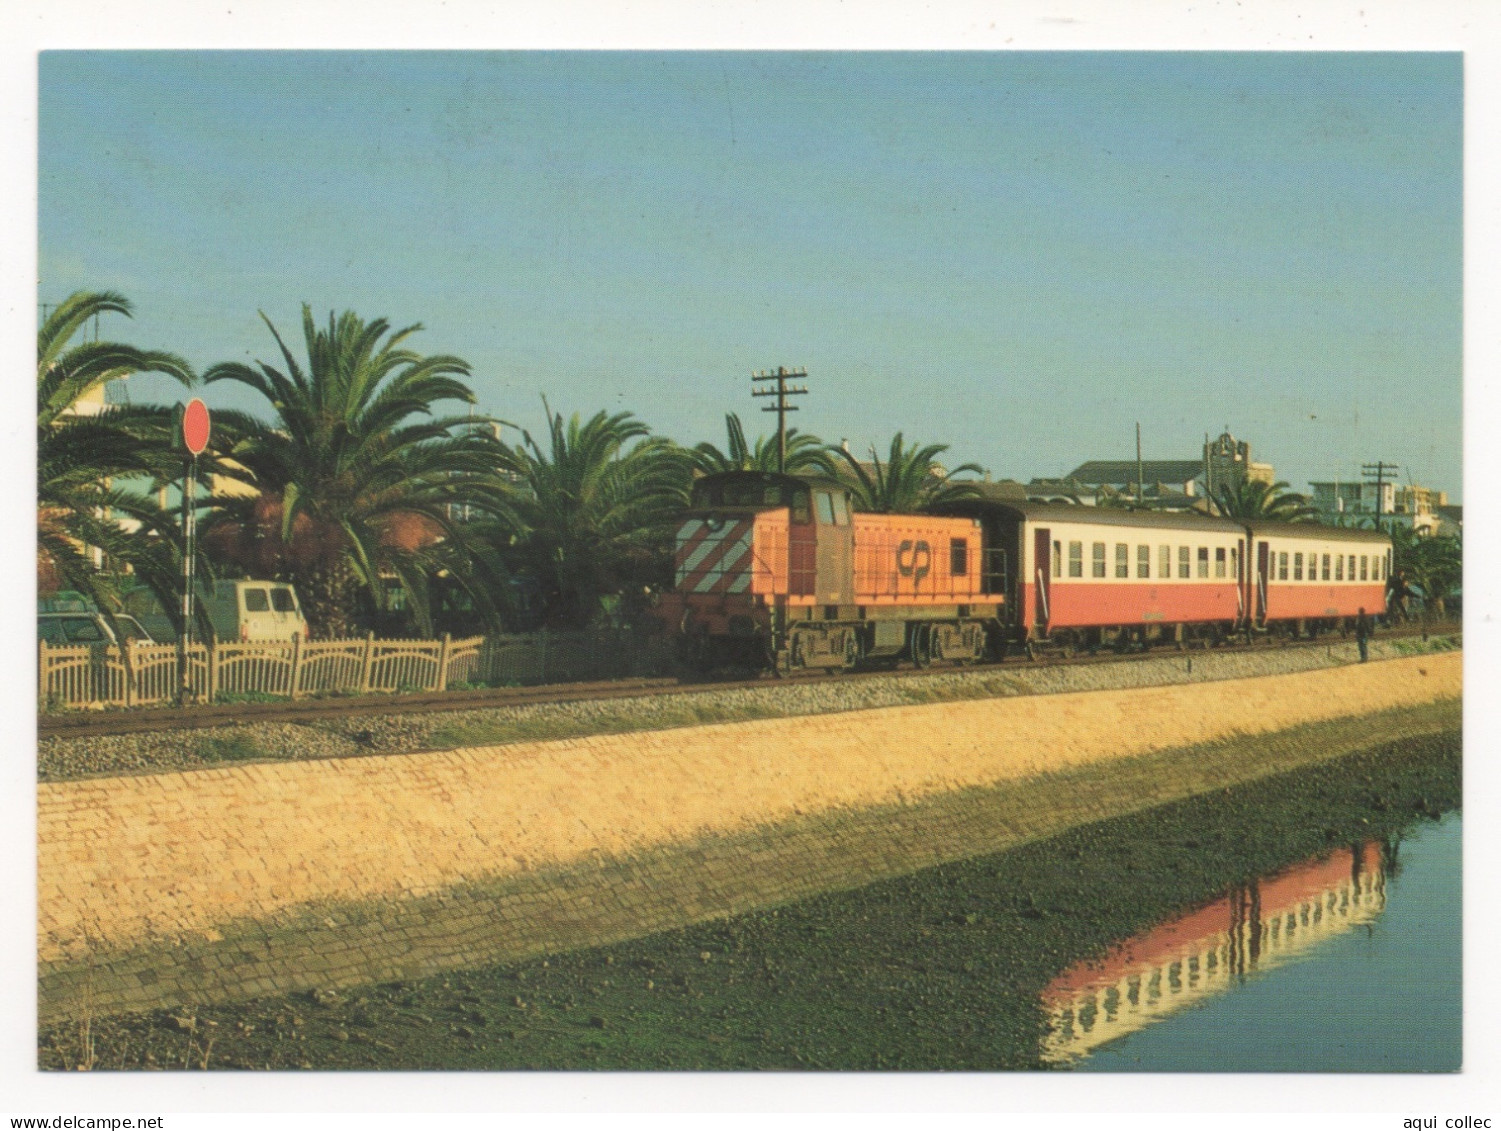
[1255,540,1270,624]
[1034,529,1052,630]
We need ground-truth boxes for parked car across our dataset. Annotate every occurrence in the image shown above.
[123,580,310,643]
[38,611,155,647]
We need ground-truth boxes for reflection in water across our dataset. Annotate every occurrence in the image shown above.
[1041,842,1388,1065]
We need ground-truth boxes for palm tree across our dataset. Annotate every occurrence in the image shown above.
[202,306,514,638]
[1212,478,1320,523]
[504,403,691,628]
[37,291,195,624]
[690,413,837,477]
[1389,526,1462,619]
[829,433,983,513]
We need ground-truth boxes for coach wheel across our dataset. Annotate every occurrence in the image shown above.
[1056,631,1076,660]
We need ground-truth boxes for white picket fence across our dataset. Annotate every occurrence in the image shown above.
[38,629,672,710]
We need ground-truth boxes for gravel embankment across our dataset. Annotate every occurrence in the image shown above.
[37,634,1458,782]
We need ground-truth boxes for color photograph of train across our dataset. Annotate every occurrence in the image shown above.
[657,469,1394,673]
[25,35,1467,1121]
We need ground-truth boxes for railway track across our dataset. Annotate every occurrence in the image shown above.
[37,622,1458,740]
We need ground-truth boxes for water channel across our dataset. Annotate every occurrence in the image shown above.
[1057,810,1461,1072]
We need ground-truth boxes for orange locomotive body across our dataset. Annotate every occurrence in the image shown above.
[655,470,1002,672]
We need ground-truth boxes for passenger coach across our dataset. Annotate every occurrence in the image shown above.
[1246,521,1391,632]
[937,501,1249,653]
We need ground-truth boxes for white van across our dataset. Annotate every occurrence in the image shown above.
[124,580,310,643]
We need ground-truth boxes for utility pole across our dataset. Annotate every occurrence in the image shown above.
[751,367,808,474]
[1135,422,1144,505]
[1362,461,1399,528]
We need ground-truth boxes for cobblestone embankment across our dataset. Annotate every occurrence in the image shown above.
[37,651,1460,1024]
[38,634,1458,781]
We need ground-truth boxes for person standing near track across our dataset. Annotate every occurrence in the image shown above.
[1355,607,1372,663]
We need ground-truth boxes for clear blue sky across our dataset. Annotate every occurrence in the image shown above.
[39,51,1463,499]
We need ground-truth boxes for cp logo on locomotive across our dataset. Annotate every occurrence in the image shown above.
[896,539,932,582]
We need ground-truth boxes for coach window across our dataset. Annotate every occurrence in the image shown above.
[1159,545,1171,579]
[1196,547,1209,579]
[1278,552,1289,581]
[1335,554,1344,581]
[951,539,968,576]
[1360,556,1368,581]
[1093,542,1107,578]
[1322,553,1331,581]
[1178,546,1190,579]
[1115,543,1129,578]
[1293,552,1303,581]
[1230,546,1239,578]
[1053,541,1062,578]
[1138,544,1151,579]
[1214,547,1226,578]
[1069,541,1083,578]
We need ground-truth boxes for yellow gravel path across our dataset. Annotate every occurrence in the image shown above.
[37,652,1460,963]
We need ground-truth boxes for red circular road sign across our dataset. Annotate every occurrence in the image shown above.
[182,398,211,456]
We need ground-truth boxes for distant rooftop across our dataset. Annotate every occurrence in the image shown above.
[1066,460,1204,485]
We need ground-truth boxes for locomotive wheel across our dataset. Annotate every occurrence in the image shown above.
[789,631,806,671]
[843,630,863,671]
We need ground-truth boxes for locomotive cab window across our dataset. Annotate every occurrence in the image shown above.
[829,493,849,525]
[815,492,837,525]
[950,539,968,576]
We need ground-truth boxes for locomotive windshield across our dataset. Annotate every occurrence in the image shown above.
[692,479,811,521]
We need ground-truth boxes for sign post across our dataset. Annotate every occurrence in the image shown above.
[178,399,211,704]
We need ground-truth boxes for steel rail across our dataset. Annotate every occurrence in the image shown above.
[37,623,1458,740]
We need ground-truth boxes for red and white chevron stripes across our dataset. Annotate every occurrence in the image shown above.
[675,517,756,594]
